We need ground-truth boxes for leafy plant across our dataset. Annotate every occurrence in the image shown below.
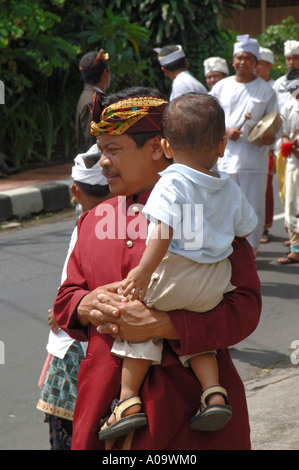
[0,0,247,166]
[77,8,151,90]
[258,16,299,80]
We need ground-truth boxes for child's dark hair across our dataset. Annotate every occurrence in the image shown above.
[74,181,110,198]
[163,93,225,152]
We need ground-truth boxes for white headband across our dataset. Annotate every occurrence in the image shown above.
[259,47,274,64]
[154,45,185,66]
[233,34,260,59]
[284,40,299,57]
[71,144,107,186]
[204,57,229,75]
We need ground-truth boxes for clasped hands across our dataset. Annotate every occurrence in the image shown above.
[76,281,175,343]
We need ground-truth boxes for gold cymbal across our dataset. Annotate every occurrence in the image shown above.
[247,110,282,146]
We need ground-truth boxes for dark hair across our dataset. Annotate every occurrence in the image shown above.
[75,181,110,198]
[163,93,225,152]
[79,51,108,85]
[102,87,167,148]
[159,45,186,71]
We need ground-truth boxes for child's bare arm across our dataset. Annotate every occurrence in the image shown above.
[121,221,173,300]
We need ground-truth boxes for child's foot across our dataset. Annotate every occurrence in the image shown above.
[98,396,147,441]
[107,401,142,425]
[190,385,232,432]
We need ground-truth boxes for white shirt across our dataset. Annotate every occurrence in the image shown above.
[281,96,299,172]
[170,71,207,101]
[46,227,87,359]
[273,74,293,111]
[210,76,278,174]
[143,164,257,264]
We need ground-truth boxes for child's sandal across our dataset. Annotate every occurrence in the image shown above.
[98,396,148,441]
[190,385,232,432]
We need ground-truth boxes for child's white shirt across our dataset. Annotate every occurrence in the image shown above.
[143,163,257,264]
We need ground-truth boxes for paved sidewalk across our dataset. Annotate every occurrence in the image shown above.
[245,366,299,450]
[0,163,73,221]
[1,163,299,451]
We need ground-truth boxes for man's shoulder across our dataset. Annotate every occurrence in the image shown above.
[273,74,286,87]
[254,77,276,98]
[176,71,206,90]
[211,75,234,93]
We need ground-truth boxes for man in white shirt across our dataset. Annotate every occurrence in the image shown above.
[203,56,229,90]
[255,47,275,87]
[273,41,299,211]
[277,77,299,264]
[255,47,275,243]
[273,40,299,111]
[154,44,207,101]
[211,35,278,256]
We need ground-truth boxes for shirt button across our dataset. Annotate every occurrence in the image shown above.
[126,240,133,248]
[132,205,139,213]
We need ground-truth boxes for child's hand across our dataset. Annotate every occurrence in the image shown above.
[48,308,59,334]
[120,266,151,301]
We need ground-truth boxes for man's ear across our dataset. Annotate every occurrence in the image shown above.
[150,135,165,161]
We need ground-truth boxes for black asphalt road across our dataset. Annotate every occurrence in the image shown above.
[0,176,298,449]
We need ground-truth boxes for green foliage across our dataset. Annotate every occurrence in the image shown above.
[0,0,80,93]
[0,0,244,166]
[0,1,151,165]
[258,16,299,80]
[77,9,150,90]
[98,0,243,90]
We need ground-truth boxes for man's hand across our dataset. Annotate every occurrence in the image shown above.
[97,295,179,342]
[259,132,276,146]
[76,281,179,343]
[76,282,121,329]
[225,127,243,141]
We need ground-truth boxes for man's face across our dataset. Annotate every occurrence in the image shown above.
[97,133,157,196]
[285,54,299,71]
[205,71,226,90]
[255,60,273,81]
[233,52,256,78]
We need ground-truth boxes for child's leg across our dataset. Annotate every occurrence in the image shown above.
[108,357,151,425]
[189,353,225,405]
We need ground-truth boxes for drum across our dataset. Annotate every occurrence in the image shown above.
[247,110,282,146]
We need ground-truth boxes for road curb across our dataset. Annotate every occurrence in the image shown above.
[0,179,73,221]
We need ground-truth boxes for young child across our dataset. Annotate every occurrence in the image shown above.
[99,94,257,441]
[37,145,110,449]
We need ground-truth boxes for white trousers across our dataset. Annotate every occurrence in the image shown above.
[230,172,268,253]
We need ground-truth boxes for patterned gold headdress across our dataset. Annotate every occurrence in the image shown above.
[90,96,168,136]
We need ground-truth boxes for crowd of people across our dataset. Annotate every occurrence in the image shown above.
[36,33,299,450]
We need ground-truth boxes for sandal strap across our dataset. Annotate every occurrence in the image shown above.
[111,396,142,422]
[201,386,229,409]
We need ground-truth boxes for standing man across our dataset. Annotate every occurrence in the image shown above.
[154,45,207,101]
[203,57,229,90]
[255,47,275,86]
[255,47,275,243]
[273,40,299,110]
[53,86,261,450]
[76,49,111,154]
[273,40,299,211]
[211,35,278,256]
